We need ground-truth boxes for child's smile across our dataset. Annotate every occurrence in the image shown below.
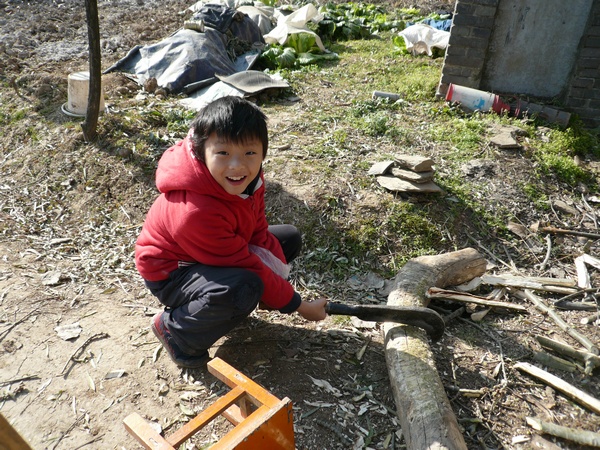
[204,133,264,196]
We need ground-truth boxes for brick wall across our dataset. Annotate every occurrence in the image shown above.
[438,0,600,128]
[438,0,499,94]
[564,1,600,128]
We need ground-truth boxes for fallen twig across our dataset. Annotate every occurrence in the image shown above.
[427,287,527,312]
[537,234,552,271]
[0,308,40,342]
[532,351,577,373]
[553,287,598,310]
[50,413,86,450]
[526,417,600,447]
[59,332,109,377]
[581,313,600,325]
[538,226,600,240]
[514,289,599,355]
[466,232,519,274]
[535,335,600,375]
[514,362,600,415]
[0,375,40,387]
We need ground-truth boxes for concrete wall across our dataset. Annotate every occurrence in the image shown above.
[482,0,592,97]
[439,0,600,128]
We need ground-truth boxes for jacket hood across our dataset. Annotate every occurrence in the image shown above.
[155,134,263,199]
[155,135,217,195]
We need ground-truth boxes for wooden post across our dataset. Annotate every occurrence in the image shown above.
[383,248,487,450]
[82,0,102,142]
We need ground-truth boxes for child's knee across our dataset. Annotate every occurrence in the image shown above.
[232,270,263,313]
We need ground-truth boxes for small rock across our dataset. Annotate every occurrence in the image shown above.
[490,132,521,149]
[144,77,157,93]
[376,176,443,193]
[368,160,394,176]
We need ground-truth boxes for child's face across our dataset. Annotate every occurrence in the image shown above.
[204,132,264,196]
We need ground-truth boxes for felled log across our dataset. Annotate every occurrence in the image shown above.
[383,248,487,450]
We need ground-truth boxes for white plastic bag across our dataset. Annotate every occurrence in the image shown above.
[249,244,290,279]
[398,23,450,56]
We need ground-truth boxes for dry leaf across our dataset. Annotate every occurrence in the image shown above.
[471,309,490,322]
[179,402,195,416]
[308,376,342,397]
[152,345,162,362]
[54,323,82,340]
[86,371,96,391]
[356,341,368,361]
[104,369,126,380]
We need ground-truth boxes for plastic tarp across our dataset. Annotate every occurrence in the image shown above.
[104,4,265,94]
[264,3,326,52]
[180,70,289,111]
[398,23,450,56]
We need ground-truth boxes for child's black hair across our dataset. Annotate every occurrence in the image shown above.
[189,96,268,162]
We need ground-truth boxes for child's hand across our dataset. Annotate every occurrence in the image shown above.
[296,298,328,321]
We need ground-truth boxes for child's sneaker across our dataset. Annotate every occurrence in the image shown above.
[151,312,209,369]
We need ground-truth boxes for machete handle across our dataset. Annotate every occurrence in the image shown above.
[325,302,445,342]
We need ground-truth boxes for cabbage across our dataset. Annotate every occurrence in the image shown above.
[276,47,297,69]
[286,32,318,54]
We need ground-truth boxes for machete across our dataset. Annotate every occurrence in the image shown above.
[325,302,445,342]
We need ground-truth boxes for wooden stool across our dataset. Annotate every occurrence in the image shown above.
[0,413,33,450]
[124,357,295,449]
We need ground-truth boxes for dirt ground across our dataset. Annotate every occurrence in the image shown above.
[1,1,599,449]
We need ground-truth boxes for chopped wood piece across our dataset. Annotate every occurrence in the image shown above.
[526,417,600,448]
[575,255,591,289]
[532,351,577,373]
[427,287,527,312]
[535,335,600,375]
[390,167,435,183]
[514,290,599,355]
[482,274,578,294]
[515,362,600,415]
[376,176,443,193]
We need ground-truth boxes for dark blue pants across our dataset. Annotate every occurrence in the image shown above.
[145,225,301,356]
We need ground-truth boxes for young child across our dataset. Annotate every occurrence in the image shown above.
[135,96,328,368]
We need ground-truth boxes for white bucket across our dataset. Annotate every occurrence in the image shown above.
[64,71,105,116]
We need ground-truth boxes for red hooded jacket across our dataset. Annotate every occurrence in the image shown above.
[135,136,298,310]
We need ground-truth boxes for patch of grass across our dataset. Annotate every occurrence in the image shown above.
[532,124,599,186]
[428,115,490,159]
[520,182,550,210]
[0,107,28,126]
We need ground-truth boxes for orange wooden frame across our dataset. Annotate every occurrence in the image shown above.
[124,358,295,449]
